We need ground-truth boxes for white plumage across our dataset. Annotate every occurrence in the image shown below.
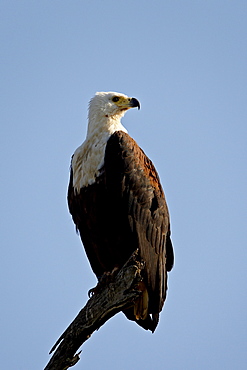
[72,92,129,190]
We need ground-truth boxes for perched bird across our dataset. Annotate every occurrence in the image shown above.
[67,91,174,332]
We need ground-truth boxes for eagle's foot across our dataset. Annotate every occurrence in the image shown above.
[88,268,119,298]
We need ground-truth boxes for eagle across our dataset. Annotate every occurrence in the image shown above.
[67,91,174,332]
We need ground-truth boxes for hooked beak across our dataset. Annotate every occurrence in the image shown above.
[129,97,140,110]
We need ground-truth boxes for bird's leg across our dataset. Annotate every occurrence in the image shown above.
[88,267,120,297]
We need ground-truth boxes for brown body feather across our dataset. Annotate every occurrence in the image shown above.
[67,131,174,332]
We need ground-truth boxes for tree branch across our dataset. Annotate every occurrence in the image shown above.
[44,251,143,370]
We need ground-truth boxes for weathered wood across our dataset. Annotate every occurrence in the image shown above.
[44,252,143,370]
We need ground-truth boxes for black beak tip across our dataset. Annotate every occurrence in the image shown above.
[131,97,141,110]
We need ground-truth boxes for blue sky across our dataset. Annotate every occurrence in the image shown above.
[1,1,247,369]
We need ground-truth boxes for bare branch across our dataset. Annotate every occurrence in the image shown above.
[44,251,143,370]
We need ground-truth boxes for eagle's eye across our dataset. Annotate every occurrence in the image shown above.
[112,96,120,102]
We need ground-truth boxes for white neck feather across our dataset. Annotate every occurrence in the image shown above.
[86,111,127,138]
[72,114,128,191]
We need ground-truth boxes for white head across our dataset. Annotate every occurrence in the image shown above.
[87,91,140,137]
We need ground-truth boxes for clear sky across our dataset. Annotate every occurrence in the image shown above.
[1,1,247,369]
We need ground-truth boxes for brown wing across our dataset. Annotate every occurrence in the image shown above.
[104,131,174,329]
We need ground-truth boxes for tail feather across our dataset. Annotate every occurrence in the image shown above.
[133,281,149,320]
[122,281,159,333]
[122,308,159,333]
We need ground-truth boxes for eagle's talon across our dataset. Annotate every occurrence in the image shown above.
[88,287,96,298]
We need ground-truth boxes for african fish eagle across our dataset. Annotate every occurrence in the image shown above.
[67,91,174,332]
